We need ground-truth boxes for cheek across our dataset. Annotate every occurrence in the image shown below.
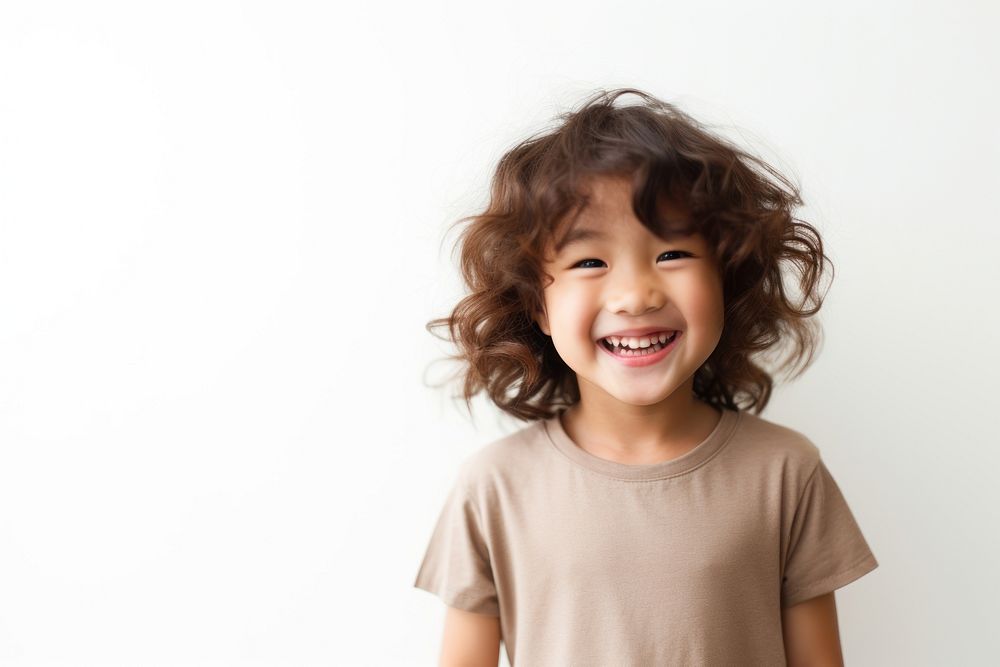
[682,272,725,329]
[546,288,598,341]
[548,286,593,319]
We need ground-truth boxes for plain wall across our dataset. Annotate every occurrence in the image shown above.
[0,0,996,665]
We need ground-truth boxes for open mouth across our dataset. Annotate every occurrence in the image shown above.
[599,331,679,357]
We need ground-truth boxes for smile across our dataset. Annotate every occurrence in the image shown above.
[597,331,681,367]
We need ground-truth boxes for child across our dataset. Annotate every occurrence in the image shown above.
[413,88,878,666]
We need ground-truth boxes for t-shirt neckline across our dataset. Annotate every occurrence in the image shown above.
[542,407,742,481]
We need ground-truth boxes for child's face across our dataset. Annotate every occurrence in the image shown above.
[535,175,725,408]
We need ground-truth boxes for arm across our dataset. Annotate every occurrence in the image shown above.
[781,592,844,667]
[439,606,501,667]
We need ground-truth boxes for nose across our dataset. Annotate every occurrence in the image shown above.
[604,262,666,316]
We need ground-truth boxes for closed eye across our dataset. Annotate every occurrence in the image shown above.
[571,250,692,269]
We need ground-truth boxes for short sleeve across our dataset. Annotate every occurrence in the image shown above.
[413,477,499,616]
[781,458,879,608]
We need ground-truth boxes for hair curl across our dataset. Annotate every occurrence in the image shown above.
[425,88,832,422]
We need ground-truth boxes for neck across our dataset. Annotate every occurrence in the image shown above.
[561,384,722,465]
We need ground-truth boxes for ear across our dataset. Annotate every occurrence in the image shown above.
[532,307,551,337]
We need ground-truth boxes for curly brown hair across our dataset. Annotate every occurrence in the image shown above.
[425,88,832,422]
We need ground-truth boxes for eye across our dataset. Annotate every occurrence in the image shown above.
[571,258,605,269]
[570,251,691,269]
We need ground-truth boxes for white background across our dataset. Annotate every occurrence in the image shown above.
[1,1,997,665]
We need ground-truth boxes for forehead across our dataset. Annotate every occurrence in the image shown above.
[551,176,697,252]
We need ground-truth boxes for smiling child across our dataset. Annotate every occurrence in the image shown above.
[413,88,878,666]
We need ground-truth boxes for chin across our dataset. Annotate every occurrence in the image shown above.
[611,389,676,407]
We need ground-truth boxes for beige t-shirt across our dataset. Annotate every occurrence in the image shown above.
[413,407,879,665]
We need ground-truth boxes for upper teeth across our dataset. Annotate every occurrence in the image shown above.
[602,332,675,349]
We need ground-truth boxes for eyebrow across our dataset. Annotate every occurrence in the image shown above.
[554,227,610,252]
[555,224,694,253]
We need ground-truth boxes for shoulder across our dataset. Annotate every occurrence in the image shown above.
[731,410,823,483]
[452,418,551,495]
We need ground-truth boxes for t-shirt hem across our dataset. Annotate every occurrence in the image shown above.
[413,581,501,617]
[781,551,879,608]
